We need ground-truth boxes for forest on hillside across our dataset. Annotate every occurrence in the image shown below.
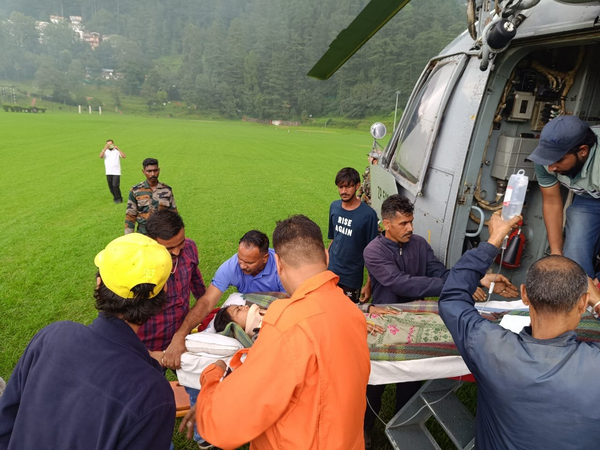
[0,0,466,119]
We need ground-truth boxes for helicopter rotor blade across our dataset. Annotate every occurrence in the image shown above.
[307,0,411,80]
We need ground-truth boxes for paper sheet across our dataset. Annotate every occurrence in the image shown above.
[475,299,529,312]
[499,315,530,334]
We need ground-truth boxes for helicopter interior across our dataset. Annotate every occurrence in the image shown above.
[464,40,600,287]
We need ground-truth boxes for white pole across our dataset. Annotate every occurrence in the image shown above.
[393,91,401,133]
[78,105,81,114]
[99,106,102,115]
[88,105,91,114]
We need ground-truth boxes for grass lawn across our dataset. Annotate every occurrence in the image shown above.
[0,111,471,449]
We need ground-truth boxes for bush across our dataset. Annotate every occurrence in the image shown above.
[1,104,48,113]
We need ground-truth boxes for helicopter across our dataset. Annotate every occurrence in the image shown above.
[309,0,600,291]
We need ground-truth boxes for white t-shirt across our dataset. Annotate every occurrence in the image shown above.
[103,149,122,175]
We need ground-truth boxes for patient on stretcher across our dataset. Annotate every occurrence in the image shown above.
[214,303,453,346]
[214,304,265,337]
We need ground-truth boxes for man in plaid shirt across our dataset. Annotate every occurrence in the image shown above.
[137,210,206,352]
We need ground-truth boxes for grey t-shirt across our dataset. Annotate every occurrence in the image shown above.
[535,145,600,198]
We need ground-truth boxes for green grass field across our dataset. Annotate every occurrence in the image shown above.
[0,111,375,448]
[0,111,472,450]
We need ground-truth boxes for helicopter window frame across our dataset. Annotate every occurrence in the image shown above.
[387,54,467,195]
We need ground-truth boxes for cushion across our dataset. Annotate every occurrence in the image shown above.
[185,332,244,356]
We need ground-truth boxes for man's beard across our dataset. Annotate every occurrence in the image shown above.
[560,154,586,177]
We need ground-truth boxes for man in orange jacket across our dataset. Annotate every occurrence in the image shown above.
[188,215,371,449]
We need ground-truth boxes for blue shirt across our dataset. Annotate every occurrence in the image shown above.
[328,200,379,289]
[0,314,175,450]
[211,248,284,294]
[439,242,600,450]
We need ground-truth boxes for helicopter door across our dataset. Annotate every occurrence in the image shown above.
[375,53,493,262]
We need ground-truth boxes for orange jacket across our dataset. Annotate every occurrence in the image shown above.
[196,271,371,449]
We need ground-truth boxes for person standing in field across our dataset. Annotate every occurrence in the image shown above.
[99,139,126,204]
[0,234,176,449]
[328,167,379,303]
[125,158,177,235]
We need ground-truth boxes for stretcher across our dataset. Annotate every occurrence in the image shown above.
[178,298,530,388]
[369,299,529,385]
[176,296,533,449]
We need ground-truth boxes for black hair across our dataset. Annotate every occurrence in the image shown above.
[146,210,184,240]
[106,139,114,143]
[273,215,325,268]
[568,128,598,154]
[335,167,361,186]
[525,255,587,315]
[239,230,269,254]
[213,307,234,333]
[381,194,414,220]
[142,158,159,168]
[94,279,167,326]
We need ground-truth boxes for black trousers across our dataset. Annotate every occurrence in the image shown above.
[106,175,122,202]
[364,381,422,430]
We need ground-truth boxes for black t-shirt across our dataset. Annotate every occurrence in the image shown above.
[327,200,378,288]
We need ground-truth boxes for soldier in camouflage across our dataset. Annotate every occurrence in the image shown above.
[125,158,177,235]
[357,152,380,205]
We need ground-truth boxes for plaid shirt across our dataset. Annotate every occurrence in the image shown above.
[137,239,206,351]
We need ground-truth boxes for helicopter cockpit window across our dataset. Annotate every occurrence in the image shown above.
[389,58,463,191]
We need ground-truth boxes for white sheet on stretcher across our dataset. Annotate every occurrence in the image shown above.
[177,352,234,390]
[369,356,470,385]
[178,296,531,388]
[179,353,472,388]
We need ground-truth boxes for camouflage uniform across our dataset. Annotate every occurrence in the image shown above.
[125,180,177,235]
[357,165,371,205]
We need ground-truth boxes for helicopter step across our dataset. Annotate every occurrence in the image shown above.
[385,378,474,450]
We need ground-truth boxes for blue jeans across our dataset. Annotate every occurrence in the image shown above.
[564,195,600,277]
[184,386,203,443]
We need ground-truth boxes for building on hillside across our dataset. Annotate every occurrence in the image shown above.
[82,31,101,49]
[35,21,50,31]
[35,20,49,42]
[101,69,114,80]
[49,15,65,24]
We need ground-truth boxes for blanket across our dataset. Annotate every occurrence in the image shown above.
[241,292,289,309]
[369,301,600,361]
[366,312,453,348]
[218,322,253,348]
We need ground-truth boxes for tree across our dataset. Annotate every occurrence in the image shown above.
[42,22,79,61]
[57,49,72,71]
[242,51,261,116]
[85,9,118,35]
[5,11,39,52]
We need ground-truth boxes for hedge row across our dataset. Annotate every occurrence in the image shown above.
[2,104,46,113]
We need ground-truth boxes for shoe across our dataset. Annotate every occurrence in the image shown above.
[114,199,123,204]
[196,439,214,449]
[364,428,372,450]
